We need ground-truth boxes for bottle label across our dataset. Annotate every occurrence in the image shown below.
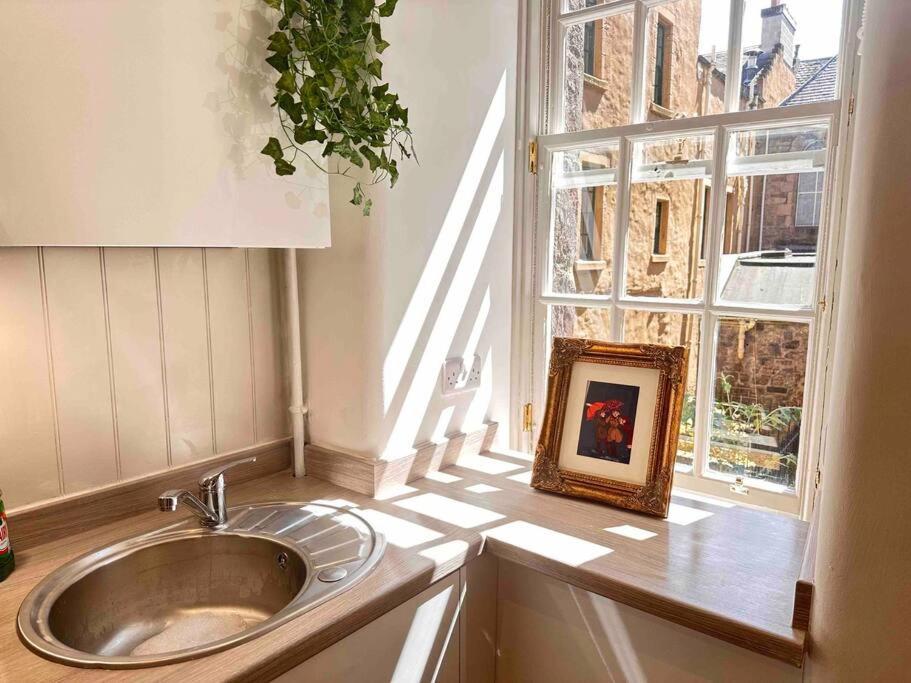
[0,514,9,555]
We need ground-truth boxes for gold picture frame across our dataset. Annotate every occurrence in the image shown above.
[531,338,689,518]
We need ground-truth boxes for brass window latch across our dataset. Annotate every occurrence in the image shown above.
[522,402,534,432]
[528,139,538,175]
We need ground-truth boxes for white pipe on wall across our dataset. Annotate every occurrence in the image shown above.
[284,248,306,477]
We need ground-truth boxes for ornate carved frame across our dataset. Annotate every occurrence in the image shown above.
[531,338,688,517]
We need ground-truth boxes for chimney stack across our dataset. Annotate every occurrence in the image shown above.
[761,1,797,67]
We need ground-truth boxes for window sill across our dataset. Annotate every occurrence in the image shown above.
[650,254,670,263]
[583,73,609,91]
[648,101,676,119]
[574,259,608,272]
[673,470,800,515]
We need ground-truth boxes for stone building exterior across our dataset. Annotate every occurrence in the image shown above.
[553,0,836,483]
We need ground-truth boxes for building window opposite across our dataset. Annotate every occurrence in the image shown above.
[653,199,669,255]
[580,187,598,261]
[700,187,711,260]
[654,20,670,107]
[583,0,597,76]
[796,171,824,227]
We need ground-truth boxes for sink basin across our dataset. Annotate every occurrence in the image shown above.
[18,502,385,669]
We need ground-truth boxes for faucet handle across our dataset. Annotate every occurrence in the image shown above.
[198,456,257,491]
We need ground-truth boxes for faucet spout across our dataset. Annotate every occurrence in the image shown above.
[158,489,219,527]
[158,456,255,528]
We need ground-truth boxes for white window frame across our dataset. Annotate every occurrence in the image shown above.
[511,0,866,518]
[796,171,825,227]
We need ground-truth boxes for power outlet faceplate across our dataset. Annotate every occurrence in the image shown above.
[441,354,482,395]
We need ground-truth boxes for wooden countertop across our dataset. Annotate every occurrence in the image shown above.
[0,447,808,680]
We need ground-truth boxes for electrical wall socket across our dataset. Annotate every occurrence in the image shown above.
[441,354,482,395]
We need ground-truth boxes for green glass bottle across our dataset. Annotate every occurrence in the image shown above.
[0,488,14,582]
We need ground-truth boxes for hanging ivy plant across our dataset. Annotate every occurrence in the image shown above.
[260,0,415,215]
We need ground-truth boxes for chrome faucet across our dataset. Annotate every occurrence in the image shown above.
[158,456,257,527]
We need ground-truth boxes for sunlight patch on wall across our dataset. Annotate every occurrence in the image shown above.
[382,72,507,412]
[382,155,505,458]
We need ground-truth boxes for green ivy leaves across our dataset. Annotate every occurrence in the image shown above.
[260,0,414,216]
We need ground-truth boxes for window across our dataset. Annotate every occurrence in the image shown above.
[700,187,711,260]
[583,22,597,76]
[582,0,599,76]
[652,199,669,255]
[654,20,669,107]
[526,0,858,515]
[796,171,824,227]
[580,187,598,260]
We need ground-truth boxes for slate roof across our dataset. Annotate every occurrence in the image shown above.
[698,51,838,106]
[782,56,839,106]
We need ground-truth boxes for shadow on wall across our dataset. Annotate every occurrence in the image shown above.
[378,71,510,459]
[212,0,327,211]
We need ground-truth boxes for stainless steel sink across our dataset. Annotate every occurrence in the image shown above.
[18,502,385,669]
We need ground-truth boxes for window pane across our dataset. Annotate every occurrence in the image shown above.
[737,0,843,112]
[562,0,612,10]
[709,318,808,490]
[623,310,701,473]
[719,124,828,307]
[644,0,731,120]
[625,134,714,300]
[562,11,634,131]
[551,306,611,341]
[550,145,620,295]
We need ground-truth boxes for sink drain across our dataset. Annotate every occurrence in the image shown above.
[317,567,348,583]
[276,552,289,569]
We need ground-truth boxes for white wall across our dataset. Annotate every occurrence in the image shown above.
[0,247,288,509]
[303,0,519,460]
[0,0,330,247]
[808,0,911,677]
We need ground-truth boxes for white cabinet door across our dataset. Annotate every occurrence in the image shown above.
[274,572,461,683]
[0,1,330,248]
[496,561,803,683]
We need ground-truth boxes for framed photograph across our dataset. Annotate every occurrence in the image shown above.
[531,338,689,517]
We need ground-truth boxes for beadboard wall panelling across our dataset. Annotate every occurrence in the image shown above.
[205,248,256,452]
[0,249,61,508]
[249,249,288,441]
[42,248,119,491]
[102,248,170,477]
[0,247,289,510]
[157,249,215,464]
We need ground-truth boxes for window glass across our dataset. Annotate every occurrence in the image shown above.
[550,144,620,295]
[719,124,828,307]
[737,0,844,112]
[562,11,635,131]
[623,310,701,473]
[551,306,611,341]
[625,133,714,300]
[643,0,731,120]
[708,318,808,490]
[795,172,824,226]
